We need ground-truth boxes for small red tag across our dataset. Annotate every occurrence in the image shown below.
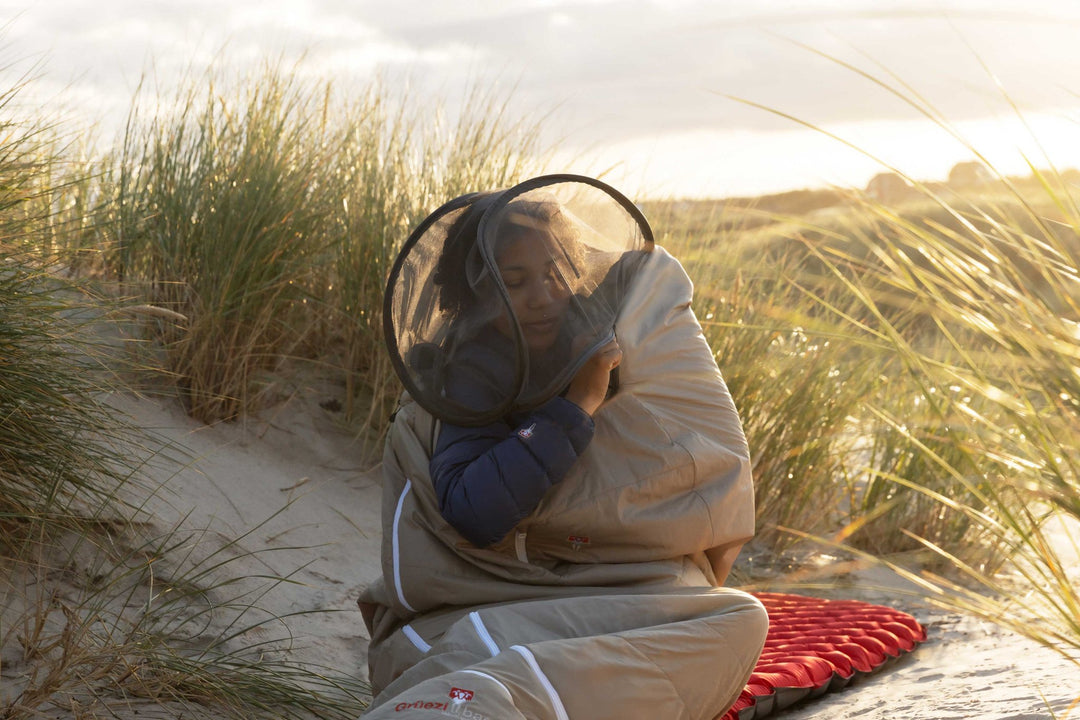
[568,535,590,545]
[449,688,474,702]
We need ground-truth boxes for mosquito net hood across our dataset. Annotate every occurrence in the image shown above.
[384,174,655,426]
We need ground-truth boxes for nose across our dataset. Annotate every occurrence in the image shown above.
[526,278,558,309]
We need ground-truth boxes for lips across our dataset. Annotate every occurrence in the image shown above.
[522,318,559,335]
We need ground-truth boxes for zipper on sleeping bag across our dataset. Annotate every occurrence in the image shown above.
[391,479,416,612]
[469,611,501,657]
[511,645,570,720]
[401,623,431,654]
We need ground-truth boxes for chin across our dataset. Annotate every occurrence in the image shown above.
[525,331,562,353]
[526,340,557,354]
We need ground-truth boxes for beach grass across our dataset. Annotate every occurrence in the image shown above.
[660,166,1080,664]
[1,68,372,719]
[831,176,1080,657]
[83,61,545,440]
[96,64,342,422]
[685,51,1080,664]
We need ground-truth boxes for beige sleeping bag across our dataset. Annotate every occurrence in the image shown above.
[359,246,767,719]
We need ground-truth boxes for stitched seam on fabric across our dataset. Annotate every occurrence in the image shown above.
[554,393,691,508]
[392,479,417,612]
[614,634,691,718]
[510,645,569,720]
[672,432,726,547]
[460,669,515,702]
[700,610,765,686]
[401,624,431,654]
[670,436,700,489]
[469,611,501,657]
[672,431,718,545]
[690,488,716,546]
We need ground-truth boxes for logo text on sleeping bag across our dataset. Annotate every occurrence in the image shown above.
[393,691,491,719]
[394,699,448,712]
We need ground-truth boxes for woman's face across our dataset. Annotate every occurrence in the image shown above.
[493,231,572,353]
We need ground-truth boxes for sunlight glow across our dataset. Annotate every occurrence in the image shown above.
[559,107,1080,199]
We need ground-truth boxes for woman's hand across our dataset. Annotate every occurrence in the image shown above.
[565,338,622,416]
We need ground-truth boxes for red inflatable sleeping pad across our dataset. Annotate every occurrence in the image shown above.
[720,592,927,720]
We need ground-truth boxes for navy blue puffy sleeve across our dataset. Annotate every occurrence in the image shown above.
[429,396,594,547]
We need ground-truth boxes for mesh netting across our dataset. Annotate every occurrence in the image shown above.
[384,175,654,426]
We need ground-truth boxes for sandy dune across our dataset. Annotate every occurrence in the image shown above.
[105,386,1080,720]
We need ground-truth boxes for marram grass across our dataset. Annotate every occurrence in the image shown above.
[102,66,337,422]
[709,44,1080,666]
[669,164,1080,662]
[89,62,546,437]
[1,65,372,718]
[4,505,371,718]
[838,180,1080,659]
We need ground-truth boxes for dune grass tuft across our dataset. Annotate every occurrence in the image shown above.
[87,63,547,436]
[696,48,1080,663]
[1,65,372,718]
[98,65,340,422]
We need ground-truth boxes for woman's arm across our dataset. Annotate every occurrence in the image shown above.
[429,396,594,547]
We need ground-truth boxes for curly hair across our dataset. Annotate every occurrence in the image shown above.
[432,192,498,316]
[433,191,588,315]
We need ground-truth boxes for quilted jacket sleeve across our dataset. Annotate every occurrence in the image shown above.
[429,396,594,548]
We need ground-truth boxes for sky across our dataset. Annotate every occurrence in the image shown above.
[5,0,1080,199]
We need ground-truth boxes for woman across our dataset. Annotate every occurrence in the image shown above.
[429,190,624,548]
[361,175,767,720]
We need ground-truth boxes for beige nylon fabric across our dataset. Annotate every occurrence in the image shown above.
[362,589,768,720]
[513,245,754,581]
[359,247,763,718]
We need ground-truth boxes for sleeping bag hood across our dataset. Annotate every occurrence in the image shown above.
[384,174,654,427]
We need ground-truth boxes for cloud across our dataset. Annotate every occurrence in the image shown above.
[4,0,1080,192]
[311,0,1080,148]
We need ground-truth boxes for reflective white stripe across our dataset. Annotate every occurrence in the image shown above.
[515,531,529,563]
[391,479,416,612]
[460,669,514,702]
[469,611,501,657]
[401,624,431,654]
[511,645,569,720]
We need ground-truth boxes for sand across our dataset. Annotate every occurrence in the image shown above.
[77,386,1080,719]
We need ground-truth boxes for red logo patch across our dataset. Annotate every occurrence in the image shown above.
[568,535,591,547]
[449,687,474,702]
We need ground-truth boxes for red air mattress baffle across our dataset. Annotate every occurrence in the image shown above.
[720,593,927,720]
